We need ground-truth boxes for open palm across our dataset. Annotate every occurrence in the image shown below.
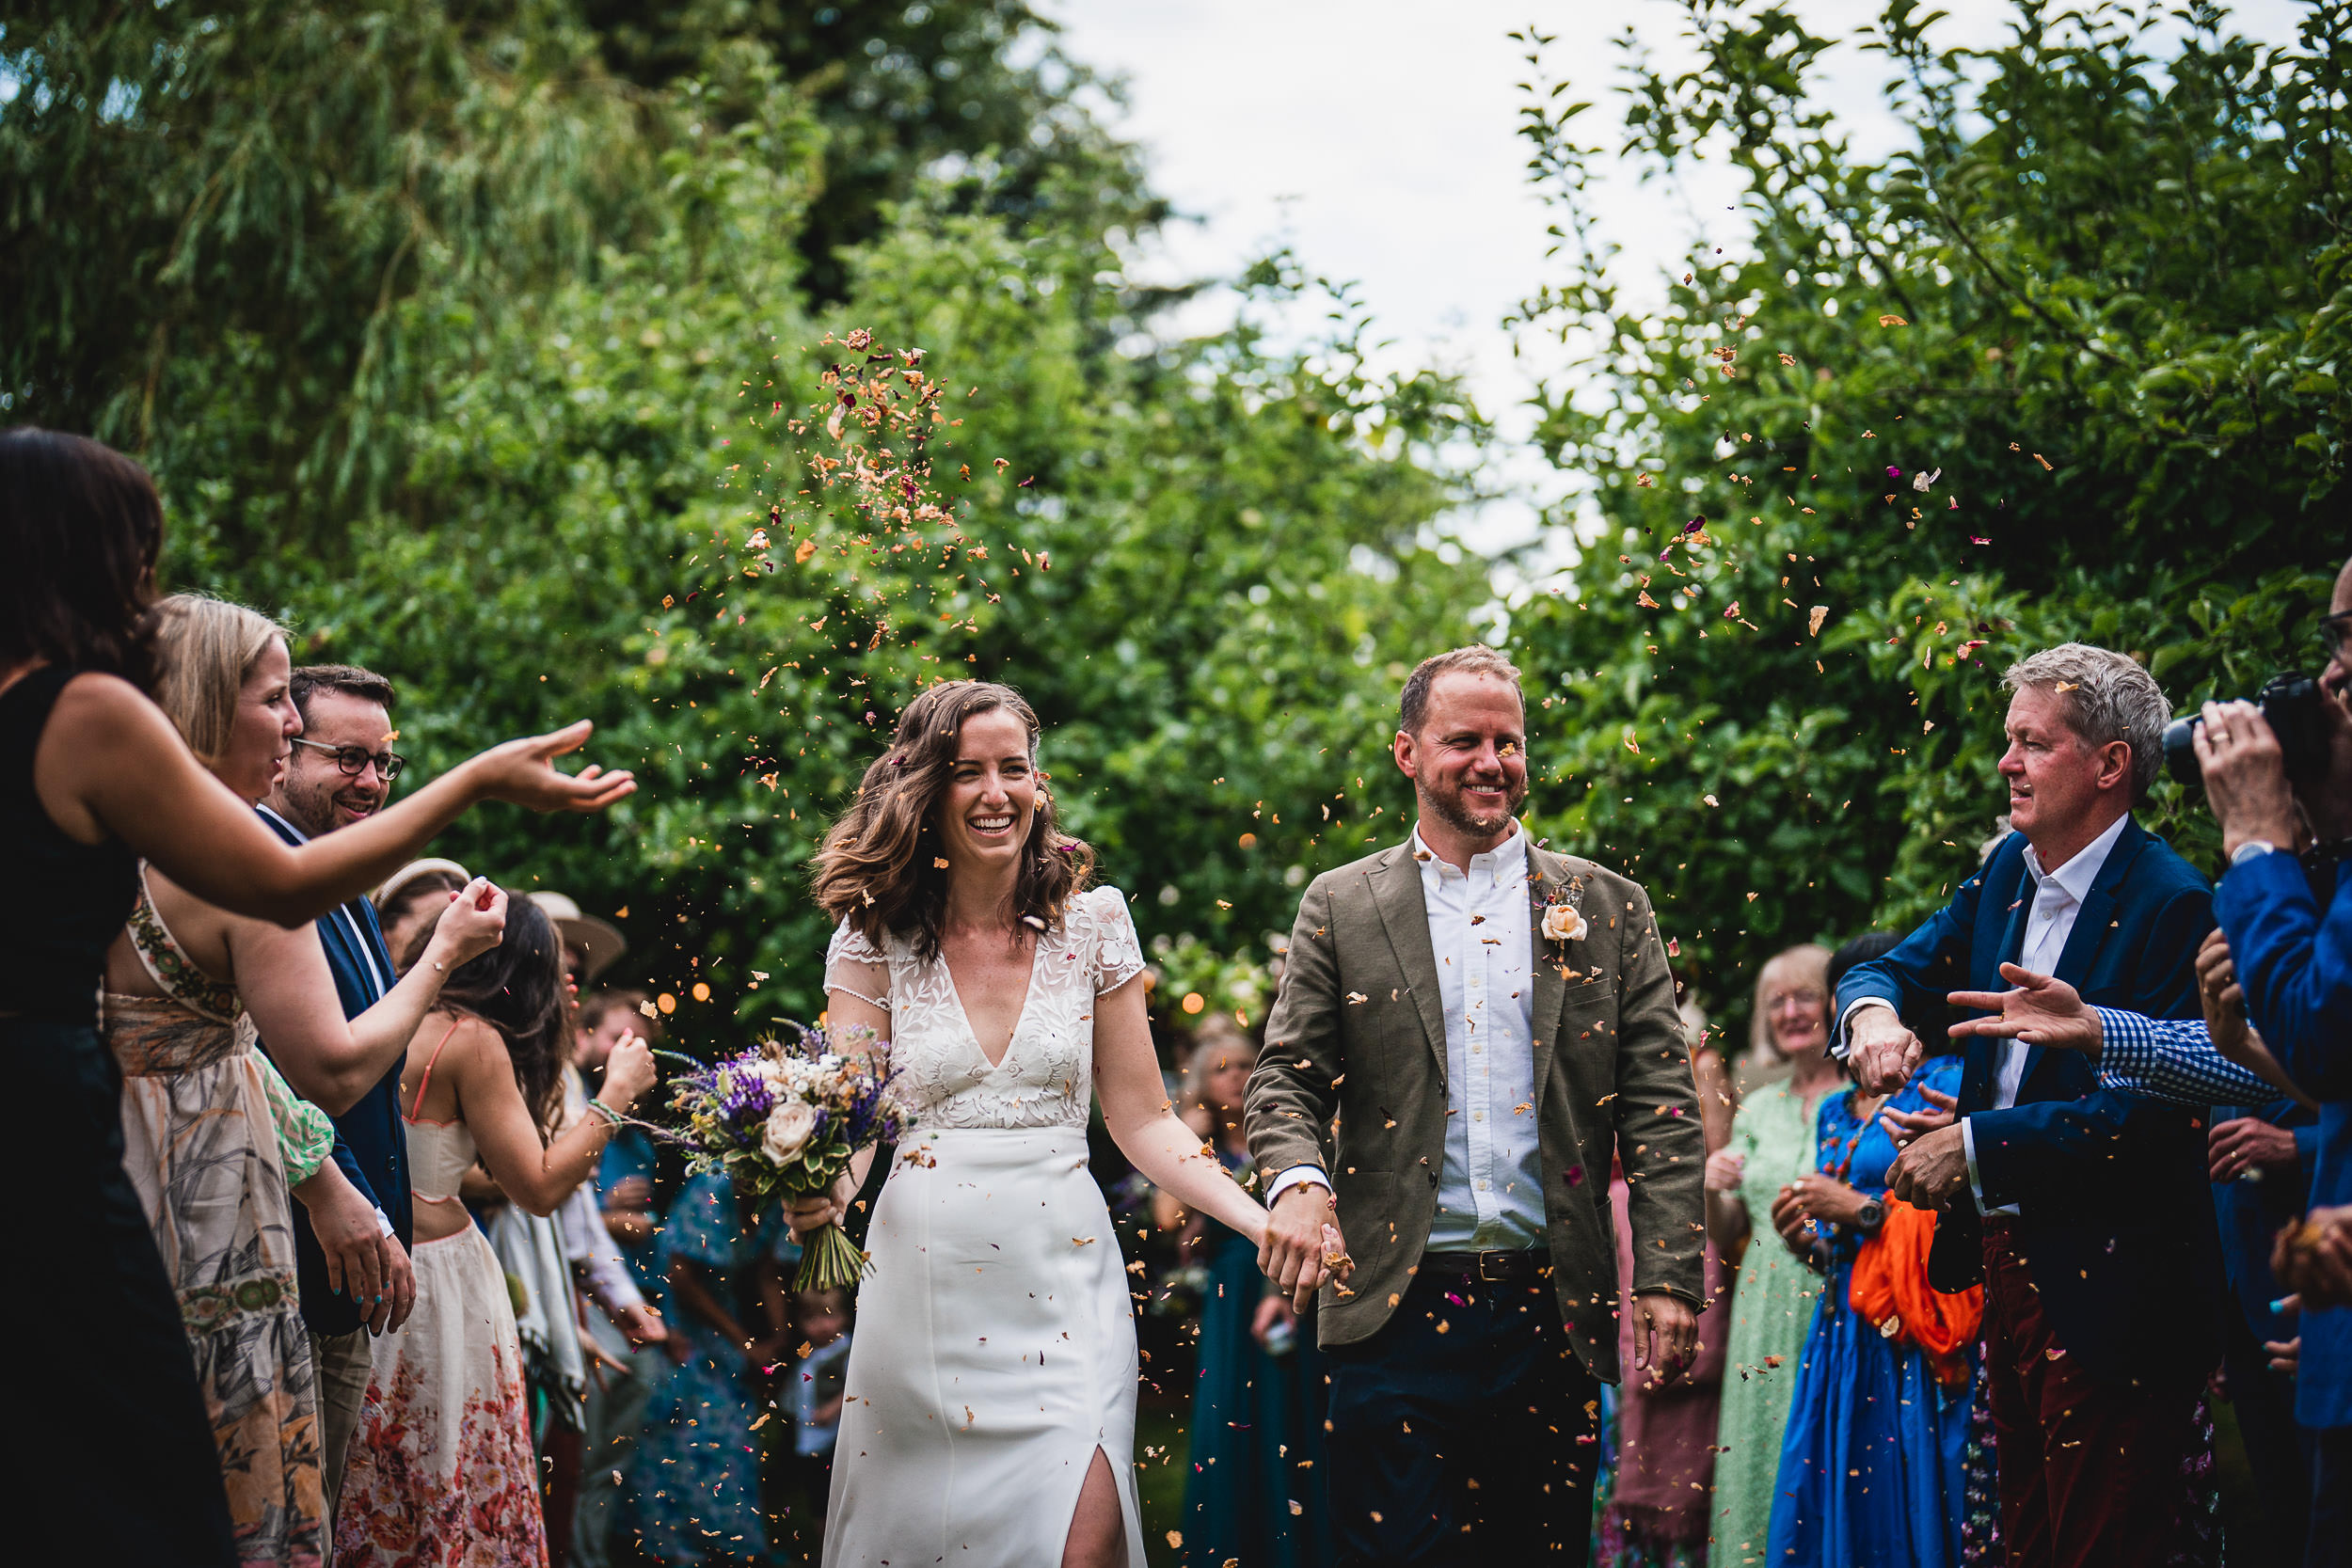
[1946,962,2103,1053]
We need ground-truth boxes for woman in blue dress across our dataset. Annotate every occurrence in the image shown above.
[628,1168,794,1565]
[1765,1051,1973,1568]
[1154,1020,1334,1568]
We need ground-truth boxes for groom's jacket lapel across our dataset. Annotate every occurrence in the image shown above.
[1368,845,1449,1085]
[1526,849,1568,1102]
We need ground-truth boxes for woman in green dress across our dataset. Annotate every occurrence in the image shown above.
[1706,943,1839,1564]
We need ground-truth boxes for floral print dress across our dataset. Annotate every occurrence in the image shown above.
[105,866,337,1568]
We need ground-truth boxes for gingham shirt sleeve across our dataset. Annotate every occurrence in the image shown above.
[2091,1007,2275,1106]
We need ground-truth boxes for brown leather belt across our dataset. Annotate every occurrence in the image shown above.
[1421,1250,1544,1283]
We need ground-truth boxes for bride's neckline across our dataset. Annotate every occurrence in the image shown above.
[938,928,1042,1071]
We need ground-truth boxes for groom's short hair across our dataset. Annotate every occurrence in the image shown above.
[1400,645,1522,736]
[2001,642,2169,802]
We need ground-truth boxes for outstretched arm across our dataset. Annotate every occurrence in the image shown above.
[39,673,634,927]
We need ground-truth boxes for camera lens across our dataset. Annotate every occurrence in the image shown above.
[2162,715,2204,786]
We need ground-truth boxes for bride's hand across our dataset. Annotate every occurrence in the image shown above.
[787,1193,842,1239]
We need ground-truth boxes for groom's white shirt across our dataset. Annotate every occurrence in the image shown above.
[1266,826,1547,1251]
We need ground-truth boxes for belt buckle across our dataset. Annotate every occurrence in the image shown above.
[1475,1251,1511,1284]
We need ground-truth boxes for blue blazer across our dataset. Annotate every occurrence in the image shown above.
[2217,852,2352,1430]
[254,809,411,1339]
[1836,816,2226,1386]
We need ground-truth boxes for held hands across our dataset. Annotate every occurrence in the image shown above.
[423,877,507,971]
[1847,1006,1924,1096]
[616,1302,670,1348]
[1704,1148,1746,1195]
[470,721,638,815]
[1947,963,2103,1055]
[1259,1184,1350,1313]
[1769,1184,1816,1261]
[1788,1173,1867,1227]
[1631,1291,1698,1386]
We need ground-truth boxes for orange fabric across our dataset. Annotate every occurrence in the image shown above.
[1850,1196,1982,1389]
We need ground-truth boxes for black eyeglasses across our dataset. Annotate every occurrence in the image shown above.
[291,736,406,782]
[2323,610,2352,666]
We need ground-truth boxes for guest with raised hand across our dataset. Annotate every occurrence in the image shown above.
[335,897,658,1567]
[97,597,511,1565]
[1705,942,1837,1562]
[1836,643,2223,1567]
[0,428,631,1568]
[375,860,473,974]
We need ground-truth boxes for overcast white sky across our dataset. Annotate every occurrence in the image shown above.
[1043,0,2315,561]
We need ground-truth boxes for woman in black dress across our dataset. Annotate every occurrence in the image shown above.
[0,428,637,1565]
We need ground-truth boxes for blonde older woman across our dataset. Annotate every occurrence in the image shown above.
[100,596,510,1566]
[1704,943,1837,1563]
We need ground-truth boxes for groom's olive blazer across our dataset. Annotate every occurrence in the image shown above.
[1245,837,1705,1381]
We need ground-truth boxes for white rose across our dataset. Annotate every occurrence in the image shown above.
[762,1101,818,1164]
[1541,905,1588,944]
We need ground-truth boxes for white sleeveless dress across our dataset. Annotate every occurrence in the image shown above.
[822,885,1150,1567]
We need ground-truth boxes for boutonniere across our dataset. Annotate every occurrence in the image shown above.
[1538,874,1588,946]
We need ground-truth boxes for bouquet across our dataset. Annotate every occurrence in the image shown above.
[660,1023,908,1291]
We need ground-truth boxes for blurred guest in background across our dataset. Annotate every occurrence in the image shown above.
[1156,1016,1333,1568]
[1705,942,1836,1563]
[625,1167,795,1567]
[782,1286,855,1560]
[376,859,471,974]
[1598,1017,1731,1568]
[337,897,656,1566]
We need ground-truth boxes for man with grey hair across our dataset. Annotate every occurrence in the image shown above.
[1834,642,2224,1566]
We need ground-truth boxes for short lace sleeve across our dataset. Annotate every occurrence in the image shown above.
[1089,887,1146,995]
[824,918,892,1011]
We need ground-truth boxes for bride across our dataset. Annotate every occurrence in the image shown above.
[795,680,1275,1567]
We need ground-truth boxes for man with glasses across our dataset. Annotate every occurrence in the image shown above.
[259,664,421,1532]
[1941,559,2352,1568]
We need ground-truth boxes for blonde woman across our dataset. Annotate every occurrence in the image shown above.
[100,596,509,1566]
[1704,943,1837,1562]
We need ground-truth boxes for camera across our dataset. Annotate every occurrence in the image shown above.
[2162,673,2331,786]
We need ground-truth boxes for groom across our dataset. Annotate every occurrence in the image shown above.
[1248,645,1705,1565]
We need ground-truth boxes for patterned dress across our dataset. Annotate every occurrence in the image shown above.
[1708,1076,1822,1563]
[104,867,336,1568]
[334,1019,548,1566]
[626,1170,792,1565]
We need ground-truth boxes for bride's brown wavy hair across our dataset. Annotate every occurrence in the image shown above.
[811,680,1094,958]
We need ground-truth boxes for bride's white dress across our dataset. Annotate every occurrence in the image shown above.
[821,884,1150,1567]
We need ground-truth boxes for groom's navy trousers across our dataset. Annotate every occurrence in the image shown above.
[1323,1259,1600,1566]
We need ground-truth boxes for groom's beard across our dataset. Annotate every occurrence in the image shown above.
[1422,772,1528,840]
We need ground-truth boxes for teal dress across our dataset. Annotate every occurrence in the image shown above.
[1708,1076,1821,1561]
[1180,1148,1335,1568]
[628,1171,792,1565]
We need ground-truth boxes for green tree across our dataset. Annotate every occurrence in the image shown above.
[1506,0,2345,1042]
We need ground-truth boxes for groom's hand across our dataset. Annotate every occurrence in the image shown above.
[1632,1291,1697,1386]
[1261,1184,1339,1312]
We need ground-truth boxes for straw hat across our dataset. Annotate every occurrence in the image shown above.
[374,857,472,911]
[526,891,628,983]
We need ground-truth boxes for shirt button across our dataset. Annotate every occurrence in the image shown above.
[1473,1112,1485,1122]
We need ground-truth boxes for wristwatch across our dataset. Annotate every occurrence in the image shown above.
[1854,1197,1886,1237]
[2230,840,2280,868]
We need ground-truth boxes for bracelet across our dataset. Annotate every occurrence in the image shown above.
[586,1099,625,1128]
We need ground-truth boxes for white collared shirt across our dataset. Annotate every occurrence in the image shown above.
[1267,826,1547,1251]
[1959,810,2130,1213]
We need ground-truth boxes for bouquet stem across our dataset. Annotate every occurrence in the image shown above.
[796,1219,872,1291]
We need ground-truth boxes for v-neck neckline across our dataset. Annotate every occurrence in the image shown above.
[941,935,1042,1073]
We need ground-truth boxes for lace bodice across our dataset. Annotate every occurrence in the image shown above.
[824,884,1146,1132]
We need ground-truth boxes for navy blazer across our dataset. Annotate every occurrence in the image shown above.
[1836,816,2225,1386]
[2217,852,2352,1430]
[254,808,411,1339]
